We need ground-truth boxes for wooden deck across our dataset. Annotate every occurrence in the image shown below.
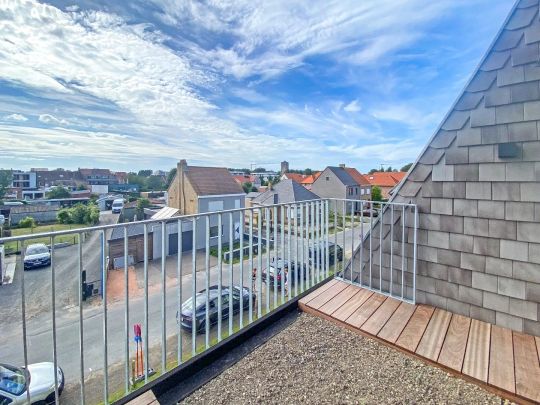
[299,279,540,405]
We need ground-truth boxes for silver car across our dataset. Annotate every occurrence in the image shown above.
[23,243,51,270]
[0,362,64,404]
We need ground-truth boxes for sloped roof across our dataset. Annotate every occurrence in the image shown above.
[282,173,307,184]
[300,171,322,185]
[252,179,319,205]
[345,168,371,186]
[109,223,153,241]
[151,206,179,220]
[365,172,406,187]
[326,166,357,186]
[185,166,244,196]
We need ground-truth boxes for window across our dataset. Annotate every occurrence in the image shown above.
[361,188,365,195]
[366,188,371,195]
[208,201,224,212]
[234,199,241,209]
[210,225,223,238]
[325,176,330,181]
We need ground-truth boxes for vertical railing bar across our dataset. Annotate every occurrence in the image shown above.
[257,208,262,318]
[350,201,355,284]
[304,203,310,289]
[359,201,364,288]
[273,206,278,307]
[311,202,315,286]
[51,235,59,403]
[123,226,129,394]
[342,200,345,277]
[217,213,222,340]
[390,205,394,298]
[401,207,406,300]
[413,206,418,304]
[369,202,373,289]
[161,221,166,373]
[249,211,253,323]
[20,240,31,404]
[293,204,298,297]
[325,200,330,279]
[239,210,244,327]
[317,201,321,282]
[177,219,183,365]
[229,211,234,336]
[205,216,210,348]
[100,231,108,403]
[379,203,383,293]
[334,207,337,282]
[280,206,285,302]
[265,207,270,311]
[143,224,149,382]
[299,203,304,293]
[287,205,291,301]
[78,234,85,404]
[191,218,197,356]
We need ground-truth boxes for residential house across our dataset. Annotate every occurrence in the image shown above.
[364,171,406,199]
[32,168,80,188]
[281,171,321,190]
[11,170,37,189]
[233,174,261,190]
[311,165,371,213]
[164,160,245,254]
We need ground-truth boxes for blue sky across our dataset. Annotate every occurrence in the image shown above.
[0,0,513,172]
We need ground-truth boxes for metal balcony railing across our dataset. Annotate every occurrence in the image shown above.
[0,198,416,404]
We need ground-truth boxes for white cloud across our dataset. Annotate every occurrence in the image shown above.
[343,100,361,113]
[3,113,28,122]
[39,114,70,126]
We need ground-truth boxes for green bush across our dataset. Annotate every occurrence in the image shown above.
[56,203,100,225]
[18,217,36,228]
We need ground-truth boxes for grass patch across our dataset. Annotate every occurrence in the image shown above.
[2,223,89,253]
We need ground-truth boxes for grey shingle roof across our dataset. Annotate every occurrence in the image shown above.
[109,223,153,241]
[252,179,319,205]
[326,167,357,186]
[185,166,244,196]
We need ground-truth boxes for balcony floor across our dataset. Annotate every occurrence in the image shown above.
[299,279,540,404]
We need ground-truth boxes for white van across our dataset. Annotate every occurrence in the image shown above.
[112,198,124,214]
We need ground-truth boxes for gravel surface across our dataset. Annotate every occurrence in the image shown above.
[182,313,505,404]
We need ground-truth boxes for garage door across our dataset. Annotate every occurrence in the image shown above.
[169,231,193,255]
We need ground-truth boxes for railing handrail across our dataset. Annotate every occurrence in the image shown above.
[0,198,415,244]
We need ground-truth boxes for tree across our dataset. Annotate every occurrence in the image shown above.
[57,209,71,224]
[76,184,87,191]
[386,166,393,172]
[242,182,253,193]
[252,167,266,173]
[368,168,377,174]
[166,168,177,186]
[304,168,313,175]
[371,186,383,201]
[56,204,100,225]
[0,169,12,202]
[46,187,70,199]
[128,173,147,190]
[18,216,36,228]
[401,163,413,172]
[136,198,151,218]
[137,169,153,177]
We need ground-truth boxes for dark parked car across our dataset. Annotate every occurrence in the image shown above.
[261,258,307,288]
[177,285,255,333]
[23,243,51,270]
[308,242,343,266]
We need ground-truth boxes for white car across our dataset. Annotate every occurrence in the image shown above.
[0,362,64,404]
[111,198,124,214]
[23,244,51,271]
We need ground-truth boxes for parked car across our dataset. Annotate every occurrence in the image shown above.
[308,242,343,266]
[261,258,307,288]
[23,243,51,270]
[0,362,64,405]
[111,198,124,214]
[360,208,379,217]
[177,285,255,333]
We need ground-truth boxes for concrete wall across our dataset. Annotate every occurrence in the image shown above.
[349,0,540,336]
[10,209,59,226]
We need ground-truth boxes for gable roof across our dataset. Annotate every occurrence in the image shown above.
[282,173,307,184]
[365,172,406,187]
[252,179,319,205]
[300,171,322,185]
[326,166,358,186]
[185,166,244,196]
[345,168,371,186]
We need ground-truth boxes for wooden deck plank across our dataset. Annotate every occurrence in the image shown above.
[415,308,452,361]
[298,279,339,305]
[438,314,471,372]
[345,294,386,329]
[488,325,515,394]
[318,284,361,315]
[513,332,540,402]
[361,297,401,336]
[395,305,434,352]
[377,301,417,343]
[462,319,491,382]
[307,281,349,310]
[536,336,540,364]
[332,289,374,322]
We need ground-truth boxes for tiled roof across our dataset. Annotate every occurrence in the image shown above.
[233,174,257,185]
[300,171,322,185]
[364,172,406,187]
[252,179,319,205]
[185,166,244,196]
[282,173,307,184]
[345,168,371,186]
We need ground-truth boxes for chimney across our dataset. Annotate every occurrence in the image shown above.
[280,161,289,175]
[339,163,346,169]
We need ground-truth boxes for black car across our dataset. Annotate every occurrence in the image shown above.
[177,285,255,333]
[261,258,307,288]
[308,242,343,266]
[23,243,51,270]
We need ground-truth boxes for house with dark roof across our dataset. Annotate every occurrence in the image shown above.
[311,164,372,213]
[364,171,407,199]
[165,160,246,253]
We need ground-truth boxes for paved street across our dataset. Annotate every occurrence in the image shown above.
[0,219,369,404]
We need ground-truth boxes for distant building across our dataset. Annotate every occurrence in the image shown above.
[78,168,122,186]
[363,171,406,199]
[11,170,36,189]
[280,161,289,175]
[33,168,80,188]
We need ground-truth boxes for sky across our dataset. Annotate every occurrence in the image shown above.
[0,0,514,173]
